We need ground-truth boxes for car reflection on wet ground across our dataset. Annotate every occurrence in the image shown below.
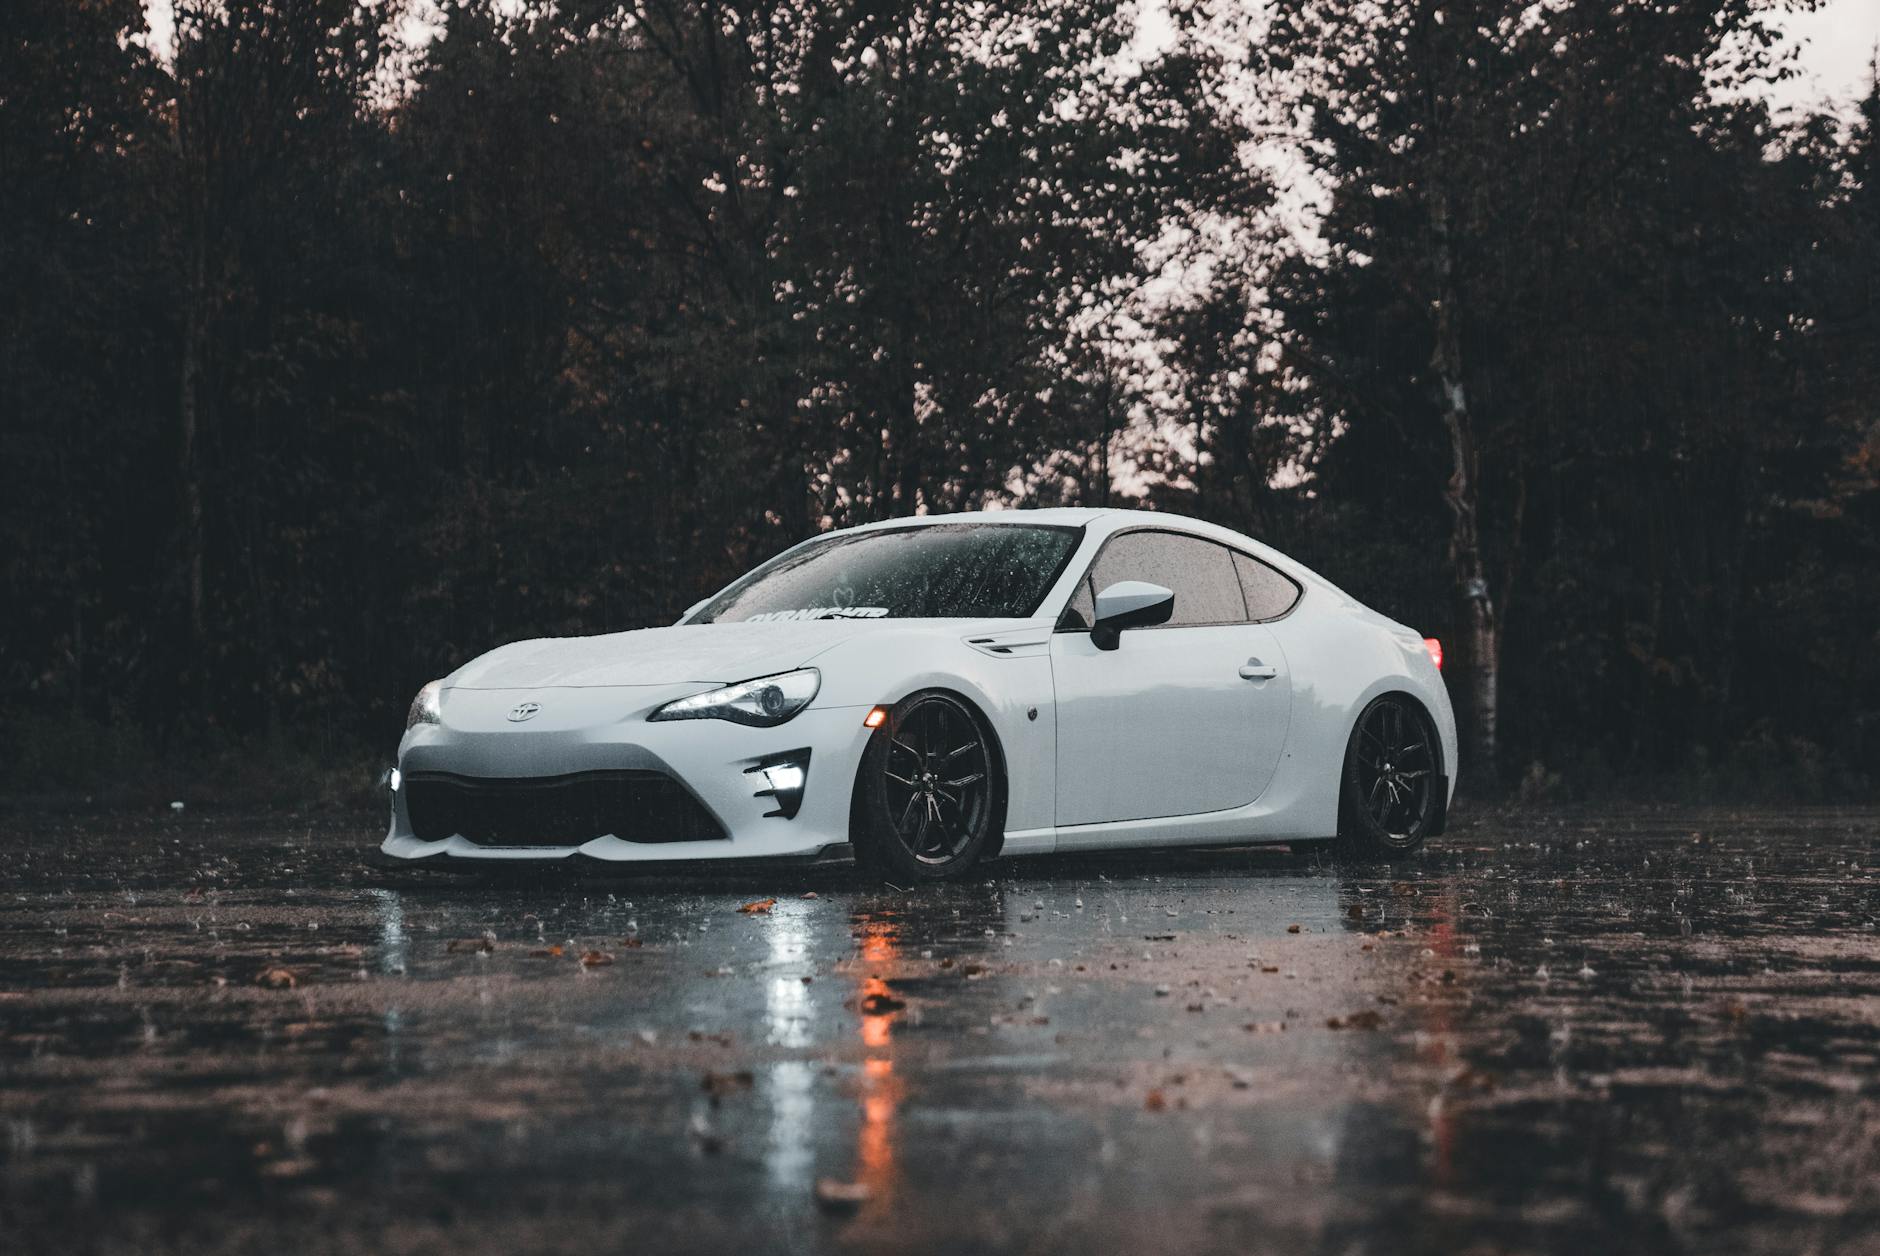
[0,808,1876,1255]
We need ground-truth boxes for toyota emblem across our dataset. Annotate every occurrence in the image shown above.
[506,702,541,723]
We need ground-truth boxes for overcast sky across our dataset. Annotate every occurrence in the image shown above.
[141,1,1880,118]
[1770,0,1880,117]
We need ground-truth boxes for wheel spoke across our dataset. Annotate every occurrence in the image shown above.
[935,798,962,852]
[942,772,984,788]
[884,770,915,787]
[897,792,921,834]
[945,740,980,761]
[923,795,949,852]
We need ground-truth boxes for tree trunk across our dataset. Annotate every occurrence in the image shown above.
[179,234,206,660]
[1429,195,1499,790]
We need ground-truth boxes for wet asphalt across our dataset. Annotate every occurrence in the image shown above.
[0,807,1877,1255]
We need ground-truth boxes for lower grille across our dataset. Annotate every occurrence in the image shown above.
[404,770,726,846]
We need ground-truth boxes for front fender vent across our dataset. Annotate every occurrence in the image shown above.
[963,630,1051,659]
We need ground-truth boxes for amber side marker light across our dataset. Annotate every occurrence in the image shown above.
[863,706,888,728]
[1423,637,1444,670]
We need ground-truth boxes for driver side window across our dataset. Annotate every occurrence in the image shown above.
[1059,531,1246,630]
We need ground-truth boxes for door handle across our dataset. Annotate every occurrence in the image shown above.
[1239,659,1279,681]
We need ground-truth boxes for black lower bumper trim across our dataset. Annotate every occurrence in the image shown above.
[403,769,726,846]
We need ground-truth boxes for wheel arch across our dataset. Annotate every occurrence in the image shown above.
[849,685,1012,861]
[1339,687,1450,838]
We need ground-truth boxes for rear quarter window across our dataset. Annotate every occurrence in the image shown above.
[1232,551,1302,621]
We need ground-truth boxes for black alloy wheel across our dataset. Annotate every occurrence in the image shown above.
[856,691,999,881]
[1337,694,1440,856]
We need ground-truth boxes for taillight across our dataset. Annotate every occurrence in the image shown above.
[1423,637,1443,670]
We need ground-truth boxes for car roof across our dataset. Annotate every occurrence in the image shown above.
[830,507,1350,605]
[838,507,1254,550]
[836,507,1115,531]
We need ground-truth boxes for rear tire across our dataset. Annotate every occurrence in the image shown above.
[1335,694,1440,859]
[853,691,1001,883]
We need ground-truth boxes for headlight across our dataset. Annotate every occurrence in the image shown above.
[649,668,819,727]
[406,680,443,730]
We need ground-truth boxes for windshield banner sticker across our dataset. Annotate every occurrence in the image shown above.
[743,606,890,622]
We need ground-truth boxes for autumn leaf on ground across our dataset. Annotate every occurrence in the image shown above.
[701,1070,754,1103]
[255,967,297,989]
[1327,1010,1384,1031]
[529,945,565,958]
[814,1178,870,1212]
[580,950,614,967]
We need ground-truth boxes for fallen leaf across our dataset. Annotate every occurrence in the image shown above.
[701,1070,754,1102]
[447,936,494,954]
[529,945,565,959]
[1243,1020,1287,1034]
[814,1178,870,1212]
[580,950,615,967]
[1144,1088,1168,1112]
[1326,1010,1384,1031]
[1286,924,1302,934]
[801,891,819,900]
[738,898,777,914]
[255,967,297,990]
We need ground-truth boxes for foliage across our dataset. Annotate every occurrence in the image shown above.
[0,0,1874,796]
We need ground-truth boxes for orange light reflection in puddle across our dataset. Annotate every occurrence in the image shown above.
[853,924,906,1197]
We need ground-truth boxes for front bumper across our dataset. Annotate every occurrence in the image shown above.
[381,684,877,864]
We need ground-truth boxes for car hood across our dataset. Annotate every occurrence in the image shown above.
[446,621,884,690]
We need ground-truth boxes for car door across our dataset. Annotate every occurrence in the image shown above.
[1049,530,1294,830]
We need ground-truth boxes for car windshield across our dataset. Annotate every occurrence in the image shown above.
[691,523,1084,623]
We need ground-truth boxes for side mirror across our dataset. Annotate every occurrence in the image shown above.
[1090,581,1174,651]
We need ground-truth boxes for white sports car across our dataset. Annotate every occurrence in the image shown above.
[382,508,1455,881]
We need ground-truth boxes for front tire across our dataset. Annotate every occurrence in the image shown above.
[1335,694,1440,858]
[854,691,1000,883]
